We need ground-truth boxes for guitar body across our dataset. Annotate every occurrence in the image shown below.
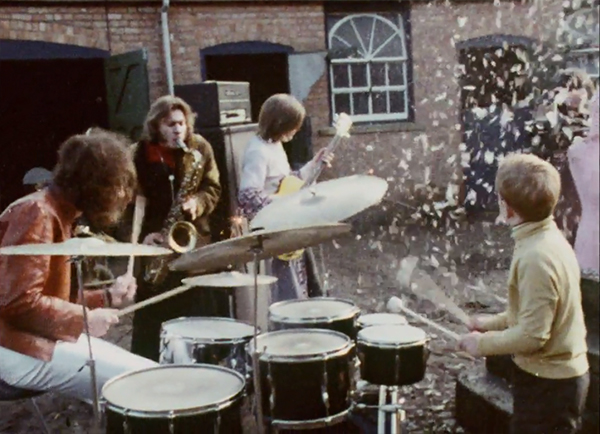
[276,175,305,196]
[274,175,306,260]
[270,113,353,262]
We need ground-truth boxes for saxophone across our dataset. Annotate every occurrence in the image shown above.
[144,139,203,285]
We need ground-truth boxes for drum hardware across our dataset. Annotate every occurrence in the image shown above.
[350,385,405,434]
[250,175,388,232]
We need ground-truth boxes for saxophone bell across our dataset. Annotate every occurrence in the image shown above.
[167,221,198,253]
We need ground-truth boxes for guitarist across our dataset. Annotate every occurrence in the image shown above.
[238,94,333,303]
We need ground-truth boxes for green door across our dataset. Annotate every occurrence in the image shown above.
[104,49,150,141]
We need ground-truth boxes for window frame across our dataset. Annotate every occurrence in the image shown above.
[325,2,414,125]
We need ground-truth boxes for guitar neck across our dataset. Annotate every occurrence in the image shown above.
[303,133,345,187]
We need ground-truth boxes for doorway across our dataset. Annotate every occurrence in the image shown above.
[203,50,291,123]
[0,58,108,211]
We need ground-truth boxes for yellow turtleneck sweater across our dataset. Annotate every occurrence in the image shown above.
[477,216,589,379]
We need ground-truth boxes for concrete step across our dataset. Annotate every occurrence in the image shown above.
[455,365,599,434]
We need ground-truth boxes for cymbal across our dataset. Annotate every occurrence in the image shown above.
[182,271,277,288]
[250,175,388,231]
[0,237,172,257]
[170,223,351,273]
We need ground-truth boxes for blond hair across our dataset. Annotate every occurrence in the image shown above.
[258,94,305,142]
[495,153,561,222]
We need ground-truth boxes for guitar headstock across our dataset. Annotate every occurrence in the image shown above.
[333,113,353,138]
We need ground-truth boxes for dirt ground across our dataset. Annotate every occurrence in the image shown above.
[0,211,514,434]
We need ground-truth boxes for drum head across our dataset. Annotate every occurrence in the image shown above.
[102,365,244,415]
[252,329,350,358]
[358,313,408,327]
[162,317,255,340]
[358,325,427,345]
[269,298,358,321]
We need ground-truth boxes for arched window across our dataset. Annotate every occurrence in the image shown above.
[327,13,410,123]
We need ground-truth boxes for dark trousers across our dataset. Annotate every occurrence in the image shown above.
[511,363,590,434]
[130,271,232,362]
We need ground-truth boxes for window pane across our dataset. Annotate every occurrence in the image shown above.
[353,93,369,115]
[376,34,405,58]
[389,91,406,114]
[372,92,388,114]
[334,93,351,114]
[388,63,405,85]
[351,64,368,87]
[332,64,350,88]
[371,63,386,86]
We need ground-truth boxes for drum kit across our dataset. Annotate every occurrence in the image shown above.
[0,174,436,433]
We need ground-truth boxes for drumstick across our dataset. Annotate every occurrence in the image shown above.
[127,195,147,276]
[387,297,460,340]
[397,257,470,326]
[117,284,191,317]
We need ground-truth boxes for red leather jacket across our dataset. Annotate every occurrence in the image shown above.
[0,187,106,361]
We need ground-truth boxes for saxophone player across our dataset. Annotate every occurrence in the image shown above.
[130,95,221,361]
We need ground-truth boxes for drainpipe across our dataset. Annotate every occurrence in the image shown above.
[161,0,175,95]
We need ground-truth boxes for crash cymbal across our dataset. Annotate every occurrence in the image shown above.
[0,237,172,257]
[170,223,351,273]
[182,271,277,288]
[250,175,388,231]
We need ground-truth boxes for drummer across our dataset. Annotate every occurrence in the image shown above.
[238,93,334,303]
[0,129,157,404]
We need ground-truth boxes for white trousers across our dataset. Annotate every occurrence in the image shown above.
[0,335,158,404]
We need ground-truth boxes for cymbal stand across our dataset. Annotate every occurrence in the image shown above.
[72,257,101,426]
[249,240,266,434]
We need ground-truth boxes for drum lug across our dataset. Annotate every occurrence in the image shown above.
[267,359,276,415]
[168,411,176,434]
[214,412,221,434]
[123,409,131,434]
[394,352,401,385]
[321,362,330,416]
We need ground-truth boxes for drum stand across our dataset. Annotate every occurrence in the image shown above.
[376,386,405,434]
[249,243,267,434]
[72,257,101,427]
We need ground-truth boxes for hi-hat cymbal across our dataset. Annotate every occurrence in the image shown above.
[182,271,277,288]
[250,175,388,231]
[0,237,172,257]
[170,223,351,273]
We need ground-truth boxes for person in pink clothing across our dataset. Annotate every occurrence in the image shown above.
[568,89,599,272]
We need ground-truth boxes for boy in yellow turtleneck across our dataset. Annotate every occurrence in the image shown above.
[458,153,589,434]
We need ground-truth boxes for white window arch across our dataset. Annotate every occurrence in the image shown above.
[328,13,410,123]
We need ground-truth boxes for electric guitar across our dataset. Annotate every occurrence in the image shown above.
[276,113,353,260]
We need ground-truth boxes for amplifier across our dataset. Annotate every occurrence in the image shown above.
[175,81,252,128]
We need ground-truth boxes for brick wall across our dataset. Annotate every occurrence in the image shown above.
[0,0,566,209]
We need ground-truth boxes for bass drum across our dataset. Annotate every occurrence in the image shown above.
[101,365,244,434]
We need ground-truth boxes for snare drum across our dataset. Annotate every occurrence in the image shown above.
[357,325,429,386]
[159,317,255,379]
[268,297,360,339]
[251,329,355,429]
[356,313,408,331]
[101,365,244,433]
